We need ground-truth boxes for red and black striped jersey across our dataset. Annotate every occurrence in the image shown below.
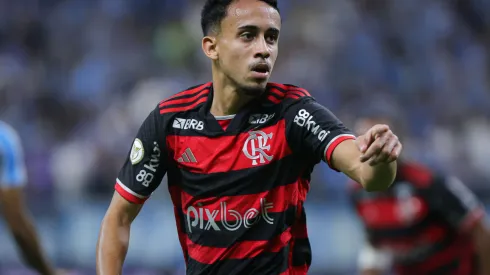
[115,82,356,275]
[349,162,485,275]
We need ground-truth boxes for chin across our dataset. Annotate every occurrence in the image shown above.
[239,81,268,96]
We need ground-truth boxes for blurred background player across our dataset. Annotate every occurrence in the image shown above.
[0,121,58,275]
[348,107,490,275]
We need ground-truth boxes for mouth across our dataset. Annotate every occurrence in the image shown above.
[250,63,270,79]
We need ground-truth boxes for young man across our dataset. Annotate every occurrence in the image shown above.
[96,1,402,274]
[349,114,490,275]
[0,121,58,275]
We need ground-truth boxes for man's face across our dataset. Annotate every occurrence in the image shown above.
[215,0,281,95]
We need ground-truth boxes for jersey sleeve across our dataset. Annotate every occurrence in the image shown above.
[0,125,27,188]
[428,175,485,231]
[115,107,168,204]
[284,97,356,170]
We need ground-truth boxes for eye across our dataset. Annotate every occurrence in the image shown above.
[240,32,254,41]
[266,33,278,43]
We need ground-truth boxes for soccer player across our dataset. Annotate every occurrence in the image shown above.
[349,113,490,275]
[96,1,402,274]
[0,121,57,275]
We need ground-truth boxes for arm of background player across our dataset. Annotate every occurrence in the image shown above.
[473,220,490,275]
[357,241,392,275]
[0,126,55,275]
[429,176,490,275]
[96,106,167,274]
[0,188,56,275]
[96,192,142,275]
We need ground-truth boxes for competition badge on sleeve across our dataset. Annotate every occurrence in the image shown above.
[130,138,144,165]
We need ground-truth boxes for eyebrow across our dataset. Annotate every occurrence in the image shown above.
[237,25,280,33]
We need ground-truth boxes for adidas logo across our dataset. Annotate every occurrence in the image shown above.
[178,148,197,163]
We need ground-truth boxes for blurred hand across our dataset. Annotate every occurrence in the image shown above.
[355,124,402,166]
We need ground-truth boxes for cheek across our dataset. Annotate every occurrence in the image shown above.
[220,41,245,61]
[219,53,246,78]
[271,47,279,61]
[228,49,245,61]
[225,48,249,68]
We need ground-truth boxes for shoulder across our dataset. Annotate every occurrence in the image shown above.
[158,82,212,115]
[265,83,314,105]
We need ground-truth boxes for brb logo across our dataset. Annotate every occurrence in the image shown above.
[186,198,274,232]
[248,113,275,125]
[242,130,274,165]
[172,118,204,131]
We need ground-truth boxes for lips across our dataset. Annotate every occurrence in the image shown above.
[250,63,271,79]
[251,63,270,73]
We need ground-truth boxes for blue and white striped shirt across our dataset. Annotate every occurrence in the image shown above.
[0,121,27,187]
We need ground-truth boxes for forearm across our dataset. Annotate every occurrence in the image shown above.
[479,254,490,275]
[359,161,397,192]
[96,216,131,275]
[476,235,490,275]
[9,216,54,275]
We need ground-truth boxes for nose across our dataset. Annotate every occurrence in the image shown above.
[254,37,270,59]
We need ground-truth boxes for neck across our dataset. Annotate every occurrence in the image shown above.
[210,66,255,116]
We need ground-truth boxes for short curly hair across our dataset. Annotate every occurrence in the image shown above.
[201,0,279,36]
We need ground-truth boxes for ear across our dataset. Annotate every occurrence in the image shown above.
[202,35,219,60]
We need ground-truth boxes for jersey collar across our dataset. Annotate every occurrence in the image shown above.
[198,84,268,134]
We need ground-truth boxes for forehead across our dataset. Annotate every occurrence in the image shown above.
[221,0,281,31]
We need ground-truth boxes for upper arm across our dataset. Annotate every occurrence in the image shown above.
[0,125,29,228]
[472,218,490,241]
[284,96,356,168]
[0,187,29,229]
[115,107,169,204]
[0,125,27,188]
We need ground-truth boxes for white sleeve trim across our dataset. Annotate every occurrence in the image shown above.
[357,242,393,270]
[116,178,147,199]
[323,134,357,161]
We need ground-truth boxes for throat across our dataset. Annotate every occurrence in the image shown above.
[210,87,255,116]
